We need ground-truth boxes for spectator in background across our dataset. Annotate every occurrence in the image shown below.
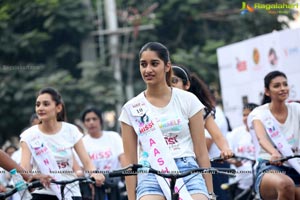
[226,103,258,199]
[171,65,232,158]
[29,113,40,126]
[78,107,125,200]
[206,92,231,200]
[171,65,232,200]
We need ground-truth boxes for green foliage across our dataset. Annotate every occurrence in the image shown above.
[0,0,94,144]
[117,0,293,88]
[77,61,118,110]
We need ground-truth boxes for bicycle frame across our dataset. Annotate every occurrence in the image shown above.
[50,177,95,200]
[211,155,257,200]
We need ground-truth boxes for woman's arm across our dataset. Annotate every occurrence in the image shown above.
[120,122,138,200]
[0,150,20,171]
[253,120,281,161]
[205,115,233,158]
[189,111,213,193]
[20,141,33,174]
[74,139,105,185]
[14,144,52,187]
[1,149,30,179]
[72,153,84,177]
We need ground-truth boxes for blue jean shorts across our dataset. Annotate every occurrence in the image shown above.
[255,159,300,199]
[136,157,208,199]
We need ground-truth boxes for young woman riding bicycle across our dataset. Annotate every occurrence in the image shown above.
[248,70,300,200]
[20,87,105,200]
[119,42,212,200]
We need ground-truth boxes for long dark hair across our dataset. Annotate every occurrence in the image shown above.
[172,65,215,118]
[261,70,287,105]
[37,87,67,121]
[139,42,172,86]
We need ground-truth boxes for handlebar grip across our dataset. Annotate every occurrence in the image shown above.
[265,161,271,166]
[28,180,43,189]
[210,157,224,162]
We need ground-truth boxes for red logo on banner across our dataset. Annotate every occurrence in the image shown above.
[236,58,247,72]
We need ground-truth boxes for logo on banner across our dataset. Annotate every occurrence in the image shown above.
[252,48,262,70]
[268,48,278,67]
[236,57,247,72]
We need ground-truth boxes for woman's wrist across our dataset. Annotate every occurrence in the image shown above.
[208,192,217,200]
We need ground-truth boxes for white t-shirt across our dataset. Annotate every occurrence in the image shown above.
[11,149,21,164]
[119,87,204,159]
[81,131,123,171]
[205,106,229,158]
[20,122,83,197]
[251,102,300,161]
[227,125,255,189]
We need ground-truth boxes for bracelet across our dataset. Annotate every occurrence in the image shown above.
[208,192,217,200]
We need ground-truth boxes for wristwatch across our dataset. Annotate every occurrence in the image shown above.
[208,192,217,200]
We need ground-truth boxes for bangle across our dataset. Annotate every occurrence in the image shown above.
[208,192,217,200]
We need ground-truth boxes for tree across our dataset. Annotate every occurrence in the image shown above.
[0,0,94,144]
[116,0,293,95]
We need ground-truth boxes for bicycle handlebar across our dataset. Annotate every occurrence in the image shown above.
[50,177,95,185]
[0,180,42,199]
[108,164,143,177]
[211,154,256,163]
[109,164,236,178]
[265,155,300,166]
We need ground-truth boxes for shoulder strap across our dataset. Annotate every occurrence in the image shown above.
[23,131,72,199]
[124,95,193,200]
[262,111,300,174]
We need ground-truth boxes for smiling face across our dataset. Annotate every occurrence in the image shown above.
[35,93,62,122]
[265,76,289,102]
[139,50,170,86]
[83,111,101,136]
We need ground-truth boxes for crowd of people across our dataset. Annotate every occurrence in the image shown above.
[0,41,299,200]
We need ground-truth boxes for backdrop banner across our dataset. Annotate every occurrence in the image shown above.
[217,28,300,128]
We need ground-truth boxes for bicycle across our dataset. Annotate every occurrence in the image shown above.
[1,177,96,200]
[0,180,42,200]
[50,176,95,200]
[265,154,300,166]
[211,155,259,200]
[79,173,127,200]
[108,164,236,200]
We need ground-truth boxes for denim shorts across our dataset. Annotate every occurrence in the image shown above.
[136,156,209,199]
[255,159,300,199]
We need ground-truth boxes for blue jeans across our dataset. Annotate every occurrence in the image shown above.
[136,157,208,199]
[255,159,300,199]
